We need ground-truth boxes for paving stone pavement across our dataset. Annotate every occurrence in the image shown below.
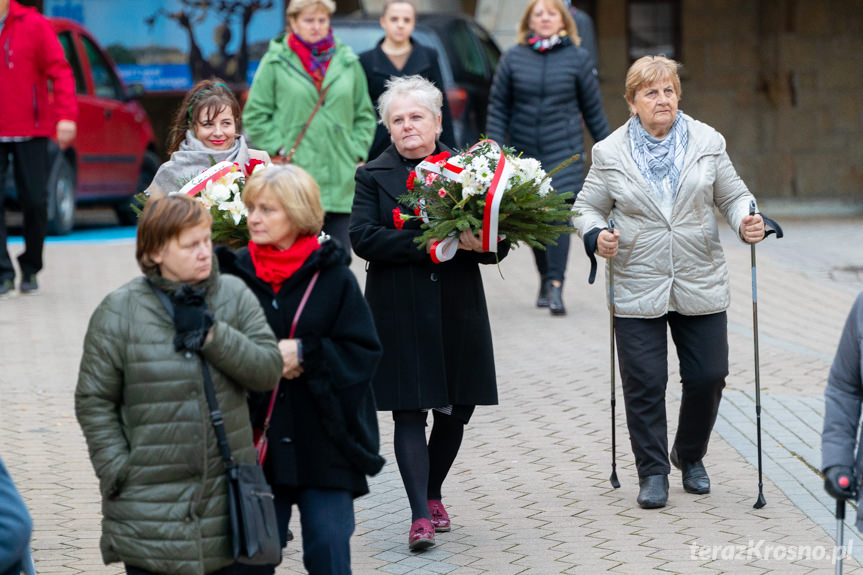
[2,217,863,574]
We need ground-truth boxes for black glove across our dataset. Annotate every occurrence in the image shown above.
[824,465,857,501]
[170,285,214,352]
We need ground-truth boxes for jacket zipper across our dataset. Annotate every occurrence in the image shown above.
[4,36,10,69]
[537,53,547,156]
[32,86,39,127]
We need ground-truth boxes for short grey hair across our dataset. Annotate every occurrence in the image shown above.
[378,75,443,132]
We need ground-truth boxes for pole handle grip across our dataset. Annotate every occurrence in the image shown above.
[749,200,756,216]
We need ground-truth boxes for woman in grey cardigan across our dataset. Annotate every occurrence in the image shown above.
[573,55,767,509]
[486,0,610,316]
[822,291,863,527]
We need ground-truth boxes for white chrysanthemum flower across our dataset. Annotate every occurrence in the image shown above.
[538,177,553,197]
[459,171,483,197]
[470,157,494,185]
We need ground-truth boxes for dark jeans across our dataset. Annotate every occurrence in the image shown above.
[239,486,354,575]
[125,565,235,575]
[324,212,351,255]
[533,225,571,283]
[0,139,49,281]
[614,311,728,477]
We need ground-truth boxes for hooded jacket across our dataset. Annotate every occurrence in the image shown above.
[243,35,376,214]
[75,267,282,575]
[0,0,77,138]
[573,116,755,318]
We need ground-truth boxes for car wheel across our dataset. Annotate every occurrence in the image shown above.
[116,150,159,226]
[46,155,76,236]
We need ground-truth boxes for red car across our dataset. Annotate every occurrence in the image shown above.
[4,18,159,234]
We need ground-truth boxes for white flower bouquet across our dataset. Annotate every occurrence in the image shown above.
[397,140,576,260]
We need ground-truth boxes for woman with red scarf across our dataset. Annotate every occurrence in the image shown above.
[217,165,383,575]
[243,0,376,254]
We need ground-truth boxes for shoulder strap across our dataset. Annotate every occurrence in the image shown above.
[284,85,331,163]
[260,270,321,433]
[147,280,235,467]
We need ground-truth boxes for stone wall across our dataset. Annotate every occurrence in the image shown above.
[475,0,863,203]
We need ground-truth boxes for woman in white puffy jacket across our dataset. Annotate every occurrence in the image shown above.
[573,55,769,510]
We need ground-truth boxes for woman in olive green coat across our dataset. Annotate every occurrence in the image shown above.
[75,195,282,575]
[242,0,376,251]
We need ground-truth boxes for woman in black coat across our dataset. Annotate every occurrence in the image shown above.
[217,165,383,575]
[359,0,455,160]
[350,75,508,551]
[486,0,610,316]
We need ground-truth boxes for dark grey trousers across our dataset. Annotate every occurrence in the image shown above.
[614,311,728,477]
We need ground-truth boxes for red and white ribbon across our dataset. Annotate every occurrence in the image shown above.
[429,234,459,264]
[480,141,514,253]
[414,140,513,262]
[177,161,235,196]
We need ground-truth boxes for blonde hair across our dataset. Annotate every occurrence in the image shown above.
[516,0,580,46]
[242,165,324,237]
[624,55,682,110]
[286,0,335,19]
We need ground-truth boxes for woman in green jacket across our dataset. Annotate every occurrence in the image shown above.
[75,194,283,575]
[243,0,376,252]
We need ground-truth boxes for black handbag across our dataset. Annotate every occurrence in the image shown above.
[149,282,282,566]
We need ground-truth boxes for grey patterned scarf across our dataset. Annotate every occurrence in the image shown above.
[147,131,252,195]
[628,111,689,217]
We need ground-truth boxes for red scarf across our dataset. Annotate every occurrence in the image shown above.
[248,234,321,293]
[288,32,335,91]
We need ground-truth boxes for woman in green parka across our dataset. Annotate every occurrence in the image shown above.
[243,0,376,252]
[75,194,283,575]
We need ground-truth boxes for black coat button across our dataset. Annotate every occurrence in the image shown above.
[280,437,293,444]
[430,273,438,282]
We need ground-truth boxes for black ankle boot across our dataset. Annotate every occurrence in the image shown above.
[536,276,551,308]
[549,283,566,316]
[637,475,669,509]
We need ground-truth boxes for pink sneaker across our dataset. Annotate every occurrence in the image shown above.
[408,518,435,550]
[427,499,451,532]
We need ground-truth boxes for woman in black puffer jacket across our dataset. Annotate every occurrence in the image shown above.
[486,0,610,316]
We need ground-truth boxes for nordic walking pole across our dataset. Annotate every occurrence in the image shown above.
[608,219,620,489]
[834,471,855,575]
[750,200,767,509]
[836,498,846,575]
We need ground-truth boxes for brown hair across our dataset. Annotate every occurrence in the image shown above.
[242,165,324,237]
[624,55,682,110]
[167,78,242,154]
[382,0,416,16]
[136,194,213,275]
[516,0,580,46]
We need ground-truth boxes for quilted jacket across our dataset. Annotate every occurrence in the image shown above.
[573,116,756,318]
[75,267,282,575]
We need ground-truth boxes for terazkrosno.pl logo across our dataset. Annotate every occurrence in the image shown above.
[689,540,853,564]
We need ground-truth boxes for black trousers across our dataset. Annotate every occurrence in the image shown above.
[533,225,571,283]
[0,138,49,280]
[323,212,350,255]
[614,311,728,477]
[125,564,235,575]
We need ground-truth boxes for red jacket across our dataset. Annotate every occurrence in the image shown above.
[0,1,77,138]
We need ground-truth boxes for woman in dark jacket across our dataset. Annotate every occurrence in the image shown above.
[359,0,454,160]
[76,194,283,575]
[217,165,383,575]
[486,0,610,316]
[350,75,508,551]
